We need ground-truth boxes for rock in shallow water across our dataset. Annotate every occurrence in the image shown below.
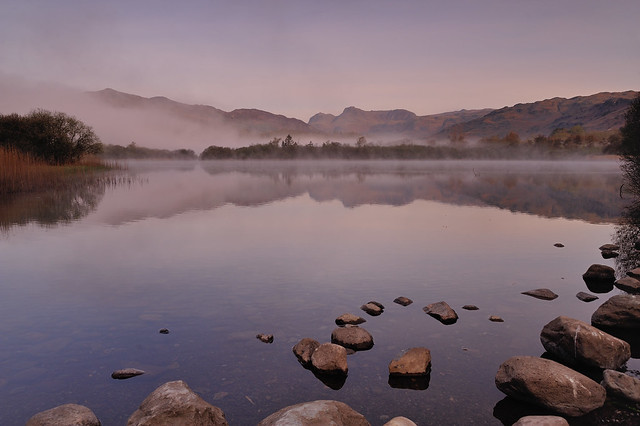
[393,296,413,306]
[111,368,145,380]
[591,294,640,329]
[383,416,418,426]
[521,289,558,300]
[335,313,366,326]
[423,301,458,324]
[513,415,569,426]
[311,343,348,375]
[388,347,431,376]
[540,316,630,370]
[331,325,374,350]
[127,380,228,425]
[576,292,598,302]
[615,276,640,293]
[26,404,100,426]
[292,338,320,367]
[257,400,369,426]
[256,333,274,343]
[360,302,384,316]
[489,315,504,322]
[495,356,606,416]
[601,369,640,403]
[462,305,479,310]
[582,264,615,289]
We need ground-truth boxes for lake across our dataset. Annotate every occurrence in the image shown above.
[1,159,638,425]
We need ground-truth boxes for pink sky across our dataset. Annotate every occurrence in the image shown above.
[1,0,639,121]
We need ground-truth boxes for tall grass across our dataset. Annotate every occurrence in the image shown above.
[0,146,117,195]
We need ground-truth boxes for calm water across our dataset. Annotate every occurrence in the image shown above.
[0,160,637,425]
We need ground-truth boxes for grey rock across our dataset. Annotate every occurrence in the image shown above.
[111,368,145,380]
[540,316,630,369]
[26,404,101,426]
[601,369,640,403]
[495,356,606,416]
[310,343,348,375]
[388,347,431,376]
[256,333,274,343]
[393,297,413,306]
[423,301,458,324]
[331,326,374,351]
[615,276,640,293]
[127,380,228,425]
[576,292,598,302]
[513,416,569,426]
[383,417,418,426]
[257,400,369,425]
[360,302,383,316]
[521,289,558,300]
[592,294,640,329]
[292,338,320,367]
[335,313,366,326]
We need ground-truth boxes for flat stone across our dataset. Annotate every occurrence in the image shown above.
[111,368,145,380]
[26,404,100,426]
[310,343,348,375]
[540,316,630,369]
[489,315,504,322]
[628,267,640,280]
[576,292,598,302]
[554,243,564,248]
[592,294,640,329]
[360,302,383,316]
[292,338,320,367]
[331,326,374,351]
[256,333,274,343]
[495,356,606,416]
[393,296,413,306]
[462,305,479,310]
[384,417,418,426]
[513,416,569,426]
[599,244,620,251]
[615,276,640,293]
[521,289,558,300]
[127,380,228,425]
[423,301,458,325]
[601,369,640,403]
[258,400,369,426]
[335,313,366,326]
[388,347,431,376]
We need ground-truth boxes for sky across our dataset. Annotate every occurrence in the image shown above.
[1,0,639,121]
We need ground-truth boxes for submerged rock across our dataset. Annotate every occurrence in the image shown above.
[311,343,348,375]
[257,400,369,426]
[331,325,374,351]
[592,294,640,329]
[335,313,366,326]
[26,404,101,426]
[513,416,569,426]
[393,296,413,306]
[576,292,598,302]
[388,347,431,376]
[495,356,606,416]
[292,338,320,367]
[256,333,274,343]
[601,369,640,403]
[111,368,145,380]
[423,301,458,324]
[521,289,558,300]
[127,380,228,425]
[540,316,630,370]
[615,276,640,293]
[360,302,384,316]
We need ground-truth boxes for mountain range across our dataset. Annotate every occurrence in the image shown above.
[89,88,637,145]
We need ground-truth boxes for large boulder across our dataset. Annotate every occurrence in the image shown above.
[591,294,640,329]
[582,264,615,293]
[127,380,228,425]
[310,343,348,375]
[292,338,320,367]
[615,276,640,293]
[423,301,458,324]
[388,347,431,376]
[257,400,369,425]
[540,316,630,369]
[26,404,100,426]
[495,356,606,416]
[331,325,374,350]
[601,369,640,403]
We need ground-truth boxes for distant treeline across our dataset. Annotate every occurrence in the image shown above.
[101,142,197,160]
[200,127,622,160]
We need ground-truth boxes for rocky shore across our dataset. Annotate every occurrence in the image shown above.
[25,244,640,425]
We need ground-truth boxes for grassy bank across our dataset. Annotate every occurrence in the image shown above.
[0,146,116,195]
